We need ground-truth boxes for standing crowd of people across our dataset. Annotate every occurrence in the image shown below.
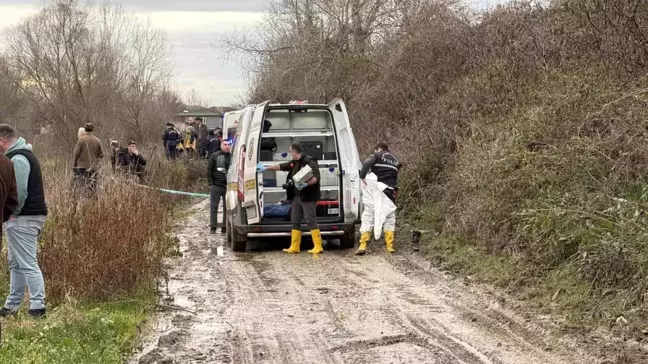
[0,116,229,320]
[73,123,147,193]
[163,117,223,160]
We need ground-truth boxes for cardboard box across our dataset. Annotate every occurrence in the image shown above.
[292,165,314,185]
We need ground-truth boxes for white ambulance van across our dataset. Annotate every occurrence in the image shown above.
[222,99,362,251]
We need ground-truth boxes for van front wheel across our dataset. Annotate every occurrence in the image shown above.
[339,230,356,250]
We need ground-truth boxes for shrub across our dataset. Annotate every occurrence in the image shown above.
[39,175,173,302]
[139,148,208,194]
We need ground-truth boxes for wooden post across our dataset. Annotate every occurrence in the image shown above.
[412,230,422,252]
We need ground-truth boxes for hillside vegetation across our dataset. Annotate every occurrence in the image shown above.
[230,0,648,341]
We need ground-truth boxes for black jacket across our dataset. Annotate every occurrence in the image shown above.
[207,151,231,187]
[200,137,221,158]
[111,147,128,173]
[119,153,147,174]
[5,149,47,216]
[359,150,401,188]
[280,154,321,202]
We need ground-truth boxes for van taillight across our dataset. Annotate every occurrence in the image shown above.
[353,197,356,204]
[331,225,339,230]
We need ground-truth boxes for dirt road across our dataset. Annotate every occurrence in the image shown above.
[133,200,596,364]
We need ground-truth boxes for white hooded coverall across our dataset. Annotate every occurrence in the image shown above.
[359,173,397,239]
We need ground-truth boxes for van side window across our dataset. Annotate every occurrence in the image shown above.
[228,127,237,147]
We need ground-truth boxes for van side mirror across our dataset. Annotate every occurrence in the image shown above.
[335,104,342,112]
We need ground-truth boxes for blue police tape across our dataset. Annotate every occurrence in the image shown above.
[138,184,210,198]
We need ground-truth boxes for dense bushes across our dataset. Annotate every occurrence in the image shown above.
[238,0,648,337]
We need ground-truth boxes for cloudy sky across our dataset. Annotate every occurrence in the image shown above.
[0,0,505,107]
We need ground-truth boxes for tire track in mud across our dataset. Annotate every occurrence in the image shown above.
[132,200,597,364]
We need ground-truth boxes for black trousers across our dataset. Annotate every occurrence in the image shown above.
[210,185,226,229]
[166,145,178,159]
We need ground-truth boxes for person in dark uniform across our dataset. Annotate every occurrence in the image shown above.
[257,142,322,254]
[200,130,221,159]
[356,143,402,255]
[162,123,180,159]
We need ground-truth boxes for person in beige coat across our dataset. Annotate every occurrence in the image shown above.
[73,123,103,194]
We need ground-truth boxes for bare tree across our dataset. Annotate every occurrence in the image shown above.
[116,16,174,141]
[221,0,430,104]
[4,0,176,149]
[0,56,26,125]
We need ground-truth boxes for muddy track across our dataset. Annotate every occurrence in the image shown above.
[132,200,597,364]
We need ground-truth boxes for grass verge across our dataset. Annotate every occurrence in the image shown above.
[407,205,639,339]
[0,292,154,363]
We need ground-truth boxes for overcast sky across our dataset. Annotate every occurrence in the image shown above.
[0,0,505,107]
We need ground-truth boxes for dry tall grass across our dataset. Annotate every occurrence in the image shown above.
[40,177,171,301]
[29,153,207,303]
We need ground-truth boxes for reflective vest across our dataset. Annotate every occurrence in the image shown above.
[184,131,196,150]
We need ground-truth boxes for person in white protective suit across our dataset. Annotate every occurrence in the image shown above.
[356,143,402,255]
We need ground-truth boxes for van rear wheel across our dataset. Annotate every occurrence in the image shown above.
[229,225,247,252]
[339,230,356,250]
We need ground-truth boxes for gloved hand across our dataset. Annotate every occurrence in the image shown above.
[256,163,266,172]
[297,183,308,191]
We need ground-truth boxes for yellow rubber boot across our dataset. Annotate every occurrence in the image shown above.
[355,232,370,256]
[307,229,324,254]
[385,231,396,253]
[284,229,301,253]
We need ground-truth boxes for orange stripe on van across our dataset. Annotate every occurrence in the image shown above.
[244,179,256,191]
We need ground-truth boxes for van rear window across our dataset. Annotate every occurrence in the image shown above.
[264,109,332,131]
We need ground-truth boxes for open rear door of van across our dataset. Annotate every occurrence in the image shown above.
[242,101,269,225]
[328,99,361,222]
